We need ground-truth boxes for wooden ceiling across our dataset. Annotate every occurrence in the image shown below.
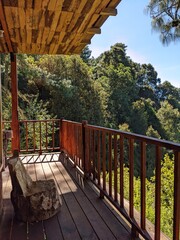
[0,0,122,55]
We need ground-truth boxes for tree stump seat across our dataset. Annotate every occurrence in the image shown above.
[8,157,61,222]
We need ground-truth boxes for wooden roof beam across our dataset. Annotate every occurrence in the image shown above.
[80,39,91,45]
[87,28,101,34]
[101,8,117,16]
[0,1,13,52]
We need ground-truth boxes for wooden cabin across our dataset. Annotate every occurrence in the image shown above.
[0,1,180,239]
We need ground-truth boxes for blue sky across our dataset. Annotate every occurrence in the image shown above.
[90,0,180,88]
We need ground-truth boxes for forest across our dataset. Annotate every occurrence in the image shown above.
[1,43,180,143]
[1,43,180,238]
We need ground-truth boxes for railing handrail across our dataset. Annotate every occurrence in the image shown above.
[4,119,180,151]
[19,119,61,123]
[61,119,82,126]
[85,123,180,151]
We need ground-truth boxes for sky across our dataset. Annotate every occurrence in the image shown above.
[90,0,180,88]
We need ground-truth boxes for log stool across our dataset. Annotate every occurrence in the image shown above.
[8,157,61,222]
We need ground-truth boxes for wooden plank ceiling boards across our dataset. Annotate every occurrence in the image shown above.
[0,0,122,55]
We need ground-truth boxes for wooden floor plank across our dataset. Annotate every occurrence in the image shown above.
[48,162,99,240]
[0,199,13,240]
[28,221,45,240]
[61,160,131,240]
[0,168,14,240]
[1,154,132,240]
[34,163,64,240]
[27,164,45,240]
[2,168,11,199]
[83,181,131,240]
[43,215,64,240]
[42,162,81,240]
[55,162,117,240]
[10,218,27,240]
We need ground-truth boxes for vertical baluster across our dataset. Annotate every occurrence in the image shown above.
[120,135,124,207]
[25,121,28,152]
[102,131,106,191]
[33,122,35,152]
[86,127,91,176]
[129,138,134,218]
[97,130,101,186]
[108,132,112,197]
[92,130,95,180]
[65,121,68,151]
[141,141,146,230]
[45,121,48,150]
[67,122,70,155]
[80,126,83,169]
[155,146,161,240]
[82,121,88,175]
[77,126,80,167]
[70,123,73,158]
[74,125,77,164]
[173,151,180,240]
[52,120,54,151]
[114,133,118,202]
[39,121,42,153]
[74,125,77,166]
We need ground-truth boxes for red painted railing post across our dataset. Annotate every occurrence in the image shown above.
[173,151,180,240]
[60,118,64,151]
[82,120,89,178]
[11,53,20,153]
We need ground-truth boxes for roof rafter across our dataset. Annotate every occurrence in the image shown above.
[0,1,13,52]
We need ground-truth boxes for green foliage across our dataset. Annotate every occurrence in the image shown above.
[146,0,180,44]
[80,45,92,64]
[157,101,180,142]
[130,99,148,134]
[106,154,174,238]
[2,87,12,120]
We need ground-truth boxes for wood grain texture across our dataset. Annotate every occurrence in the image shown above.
[1,154,131,239]
[0,0,121,54]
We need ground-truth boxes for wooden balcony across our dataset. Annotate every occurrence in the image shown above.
[1,119,180,239]
[1,153,131,240]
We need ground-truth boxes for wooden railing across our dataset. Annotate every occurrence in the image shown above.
[2,118,180,239]
[3,119,61,154]
[60,120,84,171]
[60,119,180,240]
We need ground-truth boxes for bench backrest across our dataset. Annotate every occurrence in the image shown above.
[8,157,33,197]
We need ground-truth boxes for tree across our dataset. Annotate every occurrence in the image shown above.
[157,100,180,142]
[157,81,180,109]
[146,0,180,44]
[130,99,148,135]
[136,64,161,105]
[80,45,92,64]
[107,63,137,126]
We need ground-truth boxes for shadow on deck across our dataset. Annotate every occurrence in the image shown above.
[0,153,132,240]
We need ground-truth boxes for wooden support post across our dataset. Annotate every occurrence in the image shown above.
[0,53,3,215]
[60,118,64,151]
[11,53,20,152]
[0,54,4,171]
[82,120,89,179]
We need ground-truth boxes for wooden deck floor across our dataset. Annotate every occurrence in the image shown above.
[0,153,132,240]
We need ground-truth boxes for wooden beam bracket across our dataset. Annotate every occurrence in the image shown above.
[101,8,117,16]
[87,28,101,34]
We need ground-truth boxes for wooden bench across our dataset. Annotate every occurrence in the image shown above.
[8,157,61,222]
